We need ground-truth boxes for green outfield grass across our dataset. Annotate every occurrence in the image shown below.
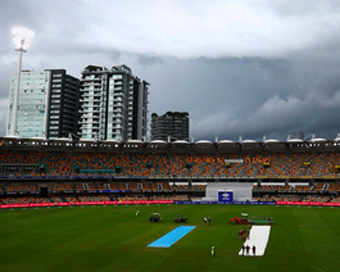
[0,204,339,272]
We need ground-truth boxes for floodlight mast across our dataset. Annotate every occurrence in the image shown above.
[11,27,35,136]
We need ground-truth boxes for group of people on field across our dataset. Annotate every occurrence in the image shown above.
[210,244,256,256]
[238,221,256,256]
[203,217,211,226]
[241,245,256,256]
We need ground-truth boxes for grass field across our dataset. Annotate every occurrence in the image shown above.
[0,204,339,272]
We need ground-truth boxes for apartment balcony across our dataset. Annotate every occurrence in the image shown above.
[111,119,122,125]
[82,82,92,87]
[63,103,75,109]
[114,89,124,94]
[114,82,123,87]
[80,89,91,94]
[113,108,123,113]
[80,125,99,131]
[62,108,75,115]
[82,76,102,82]
[113,102,124,109]
[80,96,102,103]
[81,114,93,119]
[93,92,102,97]
[79,109,92,114]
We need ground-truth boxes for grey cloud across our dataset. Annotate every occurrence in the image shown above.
[0,61,16,99]
[136,54,164,68]
[1,0,340,141]
[149,56,340,141]
[0,99,8,136]
[2,49,340,142]
[269,0,340,17]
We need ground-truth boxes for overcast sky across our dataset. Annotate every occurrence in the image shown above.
[1,0,340,141]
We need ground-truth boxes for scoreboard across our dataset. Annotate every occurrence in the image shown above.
[218,190,234,203]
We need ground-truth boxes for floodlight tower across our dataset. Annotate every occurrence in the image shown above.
[10,27,35,135]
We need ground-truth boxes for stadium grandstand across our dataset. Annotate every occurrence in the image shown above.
[1,135,340,207]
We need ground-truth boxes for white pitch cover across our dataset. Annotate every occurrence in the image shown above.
[238,226,271,257]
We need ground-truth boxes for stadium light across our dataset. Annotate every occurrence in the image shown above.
[12,27,35,52]
[10,27,35,136]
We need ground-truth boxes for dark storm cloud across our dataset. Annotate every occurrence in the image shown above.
[143,55,340,141]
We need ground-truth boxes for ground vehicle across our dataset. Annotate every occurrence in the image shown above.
[249,216,274,225]
[229,217,248,224]
[149,213,162,222]
[229,213,248,224]
[174,214,188,223]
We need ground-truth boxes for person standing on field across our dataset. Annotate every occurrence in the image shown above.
[245,245,250,255]
[211,245,216,256]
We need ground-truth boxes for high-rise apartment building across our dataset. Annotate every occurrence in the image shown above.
[151,111,189,142]
[7,69,80,138]
[129,76,149,140]
[46,69,80,139]
[79,64,149,141]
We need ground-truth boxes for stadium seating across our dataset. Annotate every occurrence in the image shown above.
[1,147,340,205]
[1,149,340,178]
